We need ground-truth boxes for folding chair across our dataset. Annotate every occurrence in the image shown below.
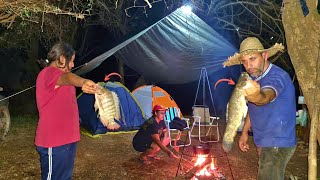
[190,105,220,143]
[164,107,192,147]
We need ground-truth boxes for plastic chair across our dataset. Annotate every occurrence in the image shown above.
[164,107,191,147]
[190,105,219,143]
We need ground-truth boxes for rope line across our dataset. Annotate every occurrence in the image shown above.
[0,62,88,102]
[0,85,35,102]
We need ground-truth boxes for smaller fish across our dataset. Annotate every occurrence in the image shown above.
[94,84,121,130]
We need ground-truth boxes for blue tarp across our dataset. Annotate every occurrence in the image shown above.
[75,7,238,85]
[78,82,146,135]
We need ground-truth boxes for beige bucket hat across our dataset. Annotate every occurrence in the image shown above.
[223,37,285,67]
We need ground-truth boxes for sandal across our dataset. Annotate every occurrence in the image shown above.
[139,157,151,165]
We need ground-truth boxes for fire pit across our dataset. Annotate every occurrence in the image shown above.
[178,145,225,180]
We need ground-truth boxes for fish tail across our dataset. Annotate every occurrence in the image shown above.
[222,140,233,153]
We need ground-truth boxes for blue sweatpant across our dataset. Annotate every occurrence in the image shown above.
[36,142,77,180]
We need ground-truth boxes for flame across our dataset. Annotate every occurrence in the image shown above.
[194,155,216,178]
[194,154,207,166]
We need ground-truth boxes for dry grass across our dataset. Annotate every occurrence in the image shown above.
[0,116,317,180]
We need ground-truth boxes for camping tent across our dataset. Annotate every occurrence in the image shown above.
[78,82,145,135]
[132,85,182,119]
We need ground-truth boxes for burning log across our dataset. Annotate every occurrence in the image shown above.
[181,158,211,179]
[175,146,225,179]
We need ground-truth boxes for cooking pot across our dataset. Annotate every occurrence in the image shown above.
[192,145,211,155]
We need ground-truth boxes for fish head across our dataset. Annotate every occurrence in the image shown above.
[240,72,251,80]
[95,84,105,95]
[236,72,252,88]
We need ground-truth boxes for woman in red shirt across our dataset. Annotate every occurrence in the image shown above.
[35,42,97,180]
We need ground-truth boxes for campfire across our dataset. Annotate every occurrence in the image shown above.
[181,145,225,180]
[194,154,216,177]
[190,154,225,180]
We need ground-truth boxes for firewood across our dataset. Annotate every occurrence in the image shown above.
[179,158,211,179]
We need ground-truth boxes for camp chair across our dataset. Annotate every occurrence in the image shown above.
[164,107,191,147]
[190,105,220,143]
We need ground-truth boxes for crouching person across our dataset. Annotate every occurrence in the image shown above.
[132,104,178,165]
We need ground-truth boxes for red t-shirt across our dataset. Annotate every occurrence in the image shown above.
[35,66,80,147]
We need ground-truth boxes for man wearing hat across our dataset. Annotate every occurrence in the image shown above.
[132,104,178,165]
[224,37,296,180]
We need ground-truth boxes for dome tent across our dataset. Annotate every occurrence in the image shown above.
[78,82,145,135]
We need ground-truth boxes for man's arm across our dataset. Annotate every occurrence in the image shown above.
[243,80,276,106]
[247,88,276,106]
[241,114,251,135]
[239,114,251,152]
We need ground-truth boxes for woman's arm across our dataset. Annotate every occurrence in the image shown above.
[57,72,97,94]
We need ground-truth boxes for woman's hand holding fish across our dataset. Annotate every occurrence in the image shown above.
[81,79,97,94]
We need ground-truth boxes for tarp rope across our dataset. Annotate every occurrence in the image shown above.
[0,63,87,103]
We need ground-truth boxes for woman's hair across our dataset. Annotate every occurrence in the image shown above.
[38,42,75,68]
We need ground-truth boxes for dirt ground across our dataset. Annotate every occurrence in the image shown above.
[0,117,319,180]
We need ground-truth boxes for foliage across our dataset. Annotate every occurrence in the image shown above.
[0,0,94,49]
[0,0,88,28]
[192,0,294,74]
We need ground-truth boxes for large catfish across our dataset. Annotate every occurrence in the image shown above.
[222,72,251,152]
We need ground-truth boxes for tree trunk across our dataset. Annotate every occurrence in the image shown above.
[282,0,320,179]
[308,105,318,180]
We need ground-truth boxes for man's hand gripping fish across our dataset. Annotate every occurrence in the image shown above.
[222,72,251,152]
[94,84,121,130]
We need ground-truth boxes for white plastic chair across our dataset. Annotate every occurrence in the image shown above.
[190,105,219,143]
[164,107,191,147]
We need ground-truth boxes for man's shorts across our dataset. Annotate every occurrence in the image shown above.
[132,138,151,152]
